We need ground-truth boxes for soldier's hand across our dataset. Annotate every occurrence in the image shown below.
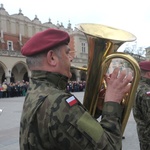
[104,67,132,104]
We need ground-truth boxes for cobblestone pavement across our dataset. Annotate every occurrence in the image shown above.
[0,92,140,150]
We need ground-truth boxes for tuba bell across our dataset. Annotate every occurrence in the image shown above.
[74,23,140,134]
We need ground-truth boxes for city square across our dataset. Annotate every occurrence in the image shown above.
[0,1,149,150]
[0,92,140,150]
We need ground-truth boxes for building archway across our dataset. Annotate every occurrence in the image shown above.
[70,68,77,81]
[0,62,7,83]
[12,61,28,83]
[80,71,86,81]
[2,73,6,83]
[80,65,87,81]
[70,71,76,81]
[23,72,29,82]
[10,73,15,83]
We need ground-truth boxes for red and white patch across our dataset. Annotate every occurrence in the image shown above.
[66,96,78,107]
[146,91,150,96]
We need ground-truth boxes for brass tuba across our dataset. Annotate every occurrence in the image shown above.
[74,23,140,134]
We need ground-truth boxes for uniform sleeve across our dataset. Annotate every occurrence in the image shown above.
[49,95,123,150]
[133,88,150,145]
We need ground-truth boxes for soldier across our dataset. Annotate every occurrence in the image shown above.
[133,61,150,150]
[19,28,132,150]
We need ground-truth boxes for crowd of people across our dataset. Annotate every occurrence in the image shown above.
[67,81,86,92]
[0,81,29,98]
[0,80,86,98]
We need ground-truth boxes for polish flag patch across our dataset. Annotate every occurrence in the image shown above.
[146,91,150,96]
[66,96,78,107]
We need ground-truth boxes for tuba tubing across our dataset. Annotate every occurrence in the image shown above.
[75,23,140,135]
[100,52,140,134]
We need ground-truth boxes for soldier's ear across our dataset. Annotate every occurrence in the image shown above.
[47,50,58,66]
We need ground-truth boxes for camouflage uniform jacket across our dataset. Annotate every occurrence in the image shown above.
[20,71,123,150]
[133,77,150,150]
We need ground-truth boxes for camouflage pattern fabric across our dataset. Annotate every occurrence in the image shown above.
[133,77,150,150]
[20,71,123,150]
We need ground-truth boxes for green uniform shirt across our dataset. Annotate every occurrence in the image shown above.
[133,77,150,150]
[20,71,123,150]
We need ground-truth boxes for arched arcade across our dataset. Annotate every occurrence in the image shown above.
[0,58,31,84]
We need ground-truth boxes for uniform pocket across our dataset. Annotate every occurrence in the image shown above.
[66,122,94,149]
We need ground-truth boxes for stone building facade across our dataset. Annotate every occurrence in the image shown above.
[0,4,88,84]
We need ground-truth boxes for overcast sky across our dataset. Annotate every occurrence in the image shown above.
[1,0,150,48]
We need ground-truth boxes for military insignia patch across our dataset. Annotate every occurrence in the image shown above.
[146,91,150,96]
[66,96,78,107]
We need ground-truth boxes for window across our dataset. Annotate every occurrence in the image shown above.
[7,41,14,51]
[81,42,86,53]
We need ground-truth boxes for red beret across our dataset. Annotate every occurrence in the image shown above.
[139,61,150,71]
[21,28,70,56]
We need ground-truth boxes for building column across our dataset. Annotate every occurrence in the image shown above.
[5,69,11,83]
[5,76,11,83]
[76,70,80,82]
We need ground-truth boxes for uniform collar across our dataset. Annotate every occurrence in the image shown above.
[31,70,68,90]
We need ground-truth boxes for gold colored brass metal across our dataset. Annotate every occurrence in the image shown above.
[71,66,87,71]
[101,53,140,134]
[75,23,140,134]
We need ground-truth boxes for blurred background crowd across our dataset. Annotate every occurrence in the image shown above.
[0,80,86,98]
[0,81,29,98]
[66,81,86,92]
